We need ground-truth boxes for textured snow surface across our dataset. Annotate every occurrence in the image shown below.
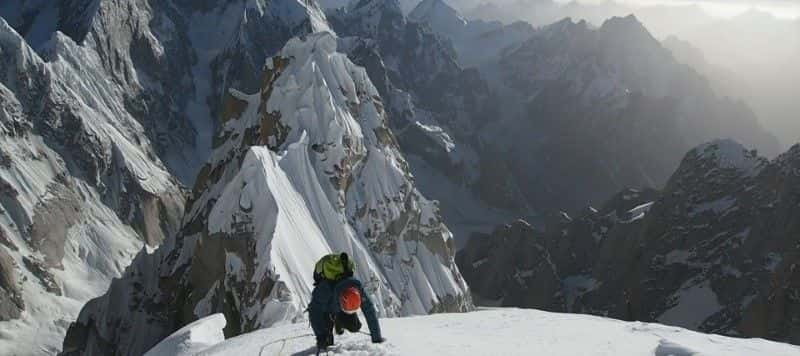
[149,308,800,356]
[206,145,337,325]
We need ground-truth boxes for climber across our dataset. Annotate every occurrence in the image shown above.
[308,252,385,350]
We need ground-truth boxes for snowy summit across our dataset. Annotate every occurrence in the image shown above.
[146,308,800,356]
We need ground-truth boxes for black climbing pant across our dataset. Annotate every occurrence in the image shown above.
[335,311,362,334]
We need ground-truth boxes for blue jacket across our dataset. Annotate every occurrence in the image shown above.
[309,277,382,341]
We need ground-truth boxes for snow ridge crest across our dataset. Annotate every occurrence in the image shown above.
[63,31,471,356]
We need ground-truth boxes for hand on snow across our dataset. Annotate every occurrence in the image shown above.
[372,337,386,344]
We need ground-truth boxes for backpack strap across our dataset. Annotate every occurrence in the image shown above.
[340,253,354,278]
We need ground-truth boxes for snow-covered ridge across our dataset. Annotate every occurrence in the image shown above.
[64,31,470,355]
[147,309,800,356]
[197,30,470,319]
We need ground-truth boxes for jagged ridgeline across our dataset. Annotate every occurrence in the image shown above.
[62,33,471,356]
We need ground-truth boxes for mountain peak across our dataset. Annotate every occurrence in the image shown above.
[409,0,464,23]
[599,14,649,35]
[407,0,467,35]
[541,17,590,37]
[597,13,662,52]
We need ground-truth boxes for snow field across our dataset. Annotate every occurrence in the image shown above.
[150,308,800,356]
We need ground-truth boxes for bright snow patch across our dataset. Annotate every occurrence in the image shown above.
[623,201,654,223]
[144,314,226,356]
[147,308,800,356]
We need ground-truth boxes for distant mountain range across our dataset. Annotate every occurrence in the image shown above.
[457,0,800,147]
[408,0,781,214]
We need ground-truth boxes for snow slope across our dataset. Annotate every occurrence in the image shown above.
[149,308,800,356]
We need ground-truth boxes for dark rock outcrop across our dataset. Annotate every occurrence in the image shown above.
[457,220,564,310]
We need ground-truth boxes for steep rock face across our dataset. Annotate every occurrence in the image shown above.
[329,0,489,152]
[63,33,471,356]
[407,0,467,39]
[458,139,800,344]
[609,140,800,342]
[458,187,657,311]
[326,0,514,243]
[0,18,185,355]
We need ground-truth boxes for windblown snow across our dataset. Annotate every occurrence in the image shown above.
[146,308,800,356]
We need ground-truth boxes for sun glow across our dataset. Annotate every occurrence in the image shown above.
[556,0,800,19]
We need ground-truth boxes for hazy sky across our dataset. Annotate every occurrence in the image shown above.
[558,0,800,18]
